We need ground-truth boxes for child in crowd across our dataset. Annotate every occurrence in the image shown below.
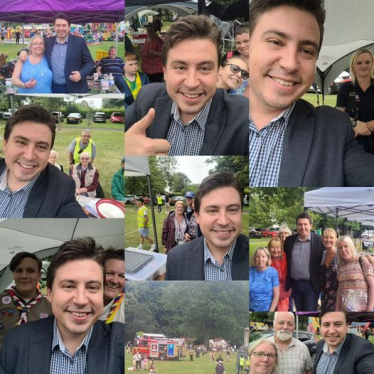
[124,52,151,108]
[268,237,290,311]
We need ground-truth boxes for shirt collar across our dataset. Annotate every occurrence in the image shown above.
[0,167,40,193]
[203,237,236,264]
[55,35,69,45]
[249,103,295,131]
[170,99,212,129]
[297,233,311,242]
[322,337,346,355]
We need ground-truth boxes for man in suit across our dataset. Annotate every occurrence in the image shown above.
[248,0,374,187]
[0,104,86,218]
[165,171,249,280]
[125,15,249,156]
[284,212,323,311]
[314,311,374,374]
[0,237,124,374]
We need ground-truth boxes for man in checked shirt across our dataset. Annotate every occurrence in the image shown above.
[0,238,124,374]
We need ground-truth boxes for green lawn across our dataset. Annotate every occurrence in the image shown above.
[302,92,337,107]
[0,122,123,198]
[125,205,249,252]
[1,41,124,61]
[125,350,238,374]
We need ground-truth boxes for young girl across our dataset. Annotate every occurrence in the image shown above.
[268,237,291,311]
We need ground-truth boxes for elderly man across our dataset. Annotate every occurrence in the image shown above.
[68,129,96,167]
[314,311,374,374]
[267,312,313,374]
[0,105,85,218]
[96,46,125,93]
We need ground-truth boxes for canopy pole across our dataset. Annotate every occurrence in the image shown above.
[147,175,159,253]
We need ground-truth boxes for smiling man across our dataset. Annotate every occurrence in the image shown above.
[0,105,86,218]
[165,171,248,281]
[0,238,124,374]
[125,15,249,156]
[249,0,374,186]
[314,311,374,374]
[284,213,323,311]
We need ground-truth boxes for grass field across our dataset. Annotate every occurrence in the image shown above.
[0,120,123,198]
[0,41,124,60]
[125,204,249,252]
[302,92,337,107]
[125,351,238,374]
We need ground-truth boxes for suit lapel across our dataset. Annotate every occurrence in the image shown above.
[333,336,351,374]
[87,323,109,374]
[278,101,315,186]
[147,97,173,139]
[187,237,205,280]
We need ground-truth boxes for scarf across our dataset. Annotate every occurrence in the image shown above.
[8,286,42,325]
[105,291,124,324]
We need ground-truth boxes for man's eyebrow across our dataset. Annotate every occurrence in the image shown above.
[170,60,215,66]
[262,30,319,50]
[204,203,241,209]
[59,279,102,285]
[13,135,50,147]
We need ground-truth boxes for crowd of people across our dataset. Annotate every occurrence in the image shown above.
[250,213,374,312]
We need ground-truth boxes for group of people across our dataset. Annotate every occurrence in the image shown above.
[0,237,124,373]
[250,213,374,312]
[131,352,156,373]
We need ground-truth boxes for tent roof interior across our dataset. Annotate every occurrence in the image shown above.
[124,156,150,177]
[304,188,374,226]
[0,0,124,23]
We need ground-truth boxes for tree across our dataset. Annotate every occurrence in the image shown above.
[170,172,192,192]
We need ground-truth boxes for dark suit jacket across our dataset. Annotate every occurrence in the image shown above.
[0,159,86,218]
[45,34,94,93]
[278,99,374,186]
[314,333,374,374]
[125,83,249,155]
[165,234,249,280]
[284,232,323,293]
[0,316,124,374]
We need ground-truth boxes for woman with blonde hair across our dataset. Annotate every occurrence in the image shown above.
[249,247,280,312]
[277,225,292,245]
[12,35,52,93]
[249,339,278,374]
[335,235,374,312]
[336,48,374,154]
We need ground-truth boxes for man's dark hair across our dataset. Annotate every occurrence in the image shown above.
[296,212,313,224]
[9,252,42,272]
[194,171,243,213]
[108,46,116,54]
[249,0,326,52]
[162,15,221,67]
[4,104,56,149]
[320,310,349,325]
[99,248,124,267]
[46,237,104,290]
[54,12,71,26]
[234,22,249,37]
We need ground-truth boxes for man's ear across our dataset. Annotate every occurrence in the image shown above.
[46,287,51,301]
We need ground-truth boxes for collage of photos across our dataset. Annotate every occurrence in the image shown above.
[1,0,374,373]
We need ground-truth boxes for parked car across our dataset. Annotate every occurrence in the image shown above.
[170,196,185,205]
[94,112,106,123]
[327,71,352,94]
[124,195,135,204]
[249,227,262,239]
[261,228,279,238]
[2,109,14,120]
[66,113,82,124]
[249,329,318,363]
[110,112,124,123]
[51,111,64,123]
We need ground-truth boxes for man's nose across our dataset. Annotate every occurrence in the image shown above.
[217,211,229,225]
[279,46,299,73]
[73,289,88,305]
[23,145,36,160]
[184,69,199,89]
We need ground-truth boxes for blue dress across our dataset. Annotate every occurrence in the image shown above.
[249,266,279,312]
[18,56,52,94]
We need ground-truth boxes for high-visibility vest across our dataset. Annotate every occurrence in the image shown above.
[137,205,149,228]
[157,196,163,205]
[239,357,244,365]
[73,137,93,164]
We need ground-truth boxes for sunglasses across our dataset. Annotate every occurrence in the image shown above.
[224,63,249,80]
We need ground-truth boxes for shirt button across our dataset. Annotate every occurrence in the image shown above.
[256,133,260,138]
[220,268,225,272]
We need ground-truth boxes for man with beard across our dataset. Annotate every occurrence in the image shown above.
[267,312,312,374]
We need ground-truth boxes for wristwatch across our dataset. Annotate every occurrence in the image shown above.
[351,118,357,127]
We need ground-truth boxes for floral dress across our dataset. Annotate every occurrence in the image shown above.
[320,253,339,311]
[271,254,291,311]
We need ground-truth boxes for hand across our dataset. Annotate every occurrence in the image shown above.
[25,78,36,88]
[19,51,27,62]
[354,121,371,137]
[69,71,82,82]
[184,233,191,242]
[125,108,171,155]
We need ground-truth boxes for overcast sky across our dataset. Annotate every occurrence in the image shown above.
[174,157,216,184]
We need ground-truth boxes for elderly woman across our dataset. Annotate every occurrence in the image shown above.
[70,152,99,197]
[278,225,292,245]
[162,200,188,253]
[335,235,374,312]
[217,54,249,93]
[99,248,125,323]
[249,247,280,312]
[12,35,52,93]
[249,339,278,374]
[0,252,52,347]
[320,228,339,311]
[48,150,61,170]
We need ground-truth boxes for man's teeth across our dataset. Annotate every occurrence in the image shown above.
[273,78,296,86]
[19,163,35,169]
[183,93,200,99]
[71,312,89,317]
[216,231,230,235]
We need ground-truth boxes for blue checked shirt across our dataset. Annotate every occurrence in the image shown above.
[166,100,212,156]
[50,318,93,374]
[0,167,39,218]
[249,104,295,186]
[204,238,236,281]
[51,36,69,85]
[316,338,346,374]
